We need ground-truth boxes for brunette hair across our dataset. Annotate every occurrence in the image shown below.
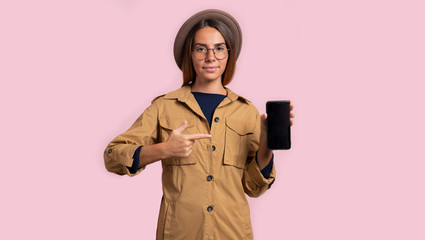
[181,19,236,87]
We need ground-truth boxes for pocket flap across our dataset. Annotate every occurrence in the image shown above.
[225,118,254,136]
[159,117,195,131]
[163,157,196,166]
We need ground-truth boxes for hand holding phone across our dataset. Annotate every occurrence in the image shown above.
[266,101,291,149]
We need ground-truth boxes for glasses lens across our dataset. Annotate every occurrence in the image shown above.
[194,46,207,60]
[214,46,228,60]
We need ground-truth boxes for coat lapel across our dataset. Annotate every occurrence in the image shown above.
[163,86,206,120]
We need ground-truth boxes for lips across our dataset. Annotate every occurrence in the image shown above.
[203,66,219,72]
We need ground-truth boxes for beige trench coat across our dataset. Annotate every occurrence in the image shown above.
[104,86,276,240]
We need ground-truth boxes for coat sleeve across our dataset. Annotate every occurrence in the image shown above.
[242,109,276,198]
[103,100,160,176]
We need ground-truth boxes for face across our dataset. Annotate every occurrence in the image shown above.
[191,27,228,84]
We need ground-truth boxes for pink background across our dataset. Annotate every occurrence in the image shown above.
[1,0,424,239]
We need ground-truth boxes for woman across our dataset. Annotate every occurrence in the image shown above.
[104,9,294,239]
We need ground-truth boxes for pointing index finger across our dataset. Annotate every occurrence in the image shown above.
[186,134,212,140]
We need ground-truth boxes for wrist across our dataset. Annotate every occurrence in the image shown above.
[159,142,171,159]
[258,149,272,162]
[257,141,272,169]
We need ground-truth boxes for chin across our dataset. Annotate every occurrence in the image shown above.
[198,75,221,83]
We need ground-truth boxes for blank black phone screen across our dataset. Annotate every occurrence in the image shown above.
[266,101,291,149]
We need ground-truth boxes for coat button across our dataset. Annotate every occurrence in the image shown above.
[214,117,220,123]
[212,145,216,151]
[207,206,213,212]
[206,175,213,181]
[107,149,112,153]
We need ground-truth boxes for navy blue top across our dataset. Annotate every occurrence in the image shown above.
[192,92,227,128]
[128,92,273,179]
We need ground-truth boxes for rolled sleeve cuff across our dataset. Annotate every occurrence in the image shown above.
[256,152,274,179]
[126,145,145,176]
[127,145,142,173]
[246,156,276,187]
[124,165,145,177]
[105,144,145,176]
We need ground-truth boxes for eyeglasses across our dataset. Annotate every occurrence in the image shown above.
[192,45,229,60]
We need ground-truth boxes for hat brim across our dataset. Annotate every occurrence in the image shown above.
[173,9,242,70]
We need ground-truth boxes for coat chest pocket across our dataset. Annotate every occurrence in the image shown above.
[159,117,197,166]
[224,118,254,169]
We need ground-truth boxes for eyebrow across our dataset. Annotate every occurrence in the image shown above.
[194,42,226,47]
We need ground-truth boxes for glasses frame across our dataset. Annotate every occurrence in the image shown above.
[192,45,230,60]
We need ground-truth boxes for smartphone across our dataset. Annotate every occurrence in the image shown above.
[266,101,291,149]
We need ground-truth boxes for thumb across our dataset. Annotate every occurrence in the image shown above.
[260,113,267,122]
[173,120,187,134]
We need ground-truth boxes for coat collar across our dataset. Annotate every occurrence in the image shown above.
[163,86,250,104]
[161,86,250,122]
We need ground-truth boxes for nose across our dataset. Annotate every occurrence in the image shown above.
[205,49,216,62]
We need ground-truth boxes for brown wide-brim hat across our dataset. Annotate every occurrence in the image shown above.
[173,9,243,70]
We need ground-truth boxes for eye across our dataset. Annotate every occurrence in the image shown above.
[215,45,227,52]
[195,46,207,52]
